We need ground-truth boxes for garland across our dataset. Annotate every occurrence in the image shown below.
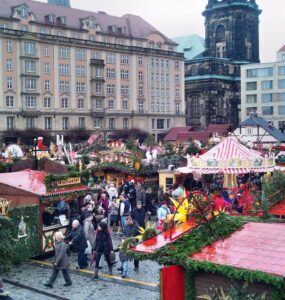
[129,214,285,299]
[43,170,90,191]
[0,217,14,274]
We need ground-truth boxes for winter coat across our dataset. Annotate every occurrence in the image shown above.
[94,229,113,254]
[65,225,87,252]
[83,219,95,248]
[98,196,109,218]
[124,220,139,238]
[131,208,146,228]
[53,240,70,270]
[108,186,118,200]
[136,187,146,205]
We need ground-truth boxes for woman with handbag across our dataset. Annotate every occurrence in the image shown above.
[92,222,114,279]
[44,231,72,288]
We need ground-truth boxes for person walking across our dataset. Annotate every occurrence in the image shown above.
[131,201,146,229]
[119,194,131,233]
[44,231,72,288]
[83,213,95,249]
[92,222,114,279]
[135,182,146,207]
[65,220,88,269]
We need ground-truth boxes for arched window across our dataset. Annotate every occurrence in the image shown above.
[216,25,225,42]
[215,25,226,58]
[149,40,155,49]
[190,97,200,117]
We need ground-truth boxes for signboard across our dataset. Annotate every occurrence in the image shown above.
[56,177,81,187]
[0,197,9,216]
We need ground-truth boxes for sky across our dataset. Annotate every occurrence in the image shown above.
[39,0,285,63]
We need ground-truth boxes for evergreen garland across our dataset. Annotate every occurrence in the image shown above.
[0,217,14,274]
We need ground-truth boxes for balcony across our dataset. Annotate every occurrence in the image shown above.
[90,108,105,117]
[20,109,41,117]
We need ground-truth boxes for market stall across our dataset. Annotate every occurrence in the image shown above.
[0,169,97,255]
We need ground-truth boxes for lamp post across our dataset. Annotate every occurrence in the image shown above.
[32,138,39,170]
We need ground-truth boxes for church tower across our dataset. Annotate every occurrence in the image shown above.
[203,0,261,62]
[48,0,71,8]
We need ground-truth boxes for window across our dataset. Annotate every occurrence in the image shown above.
[45,117,52,130]
[108,118,115,129]
[7,77,13,89]
[6,59,12,70]
[89,35,95,41]
[175,61,180,71]
[138,100,144,114]
[76,82,86,93]
[151,102,155,112]
[123,118,129,129]
[280,93,285,102]
[121,85,129,96]
[95,99,103,109]
[150,58,154,67]
[61,98,68,109]
[175,88,180,99]
[0,23,8,33]
[44,97,51,108]
[161,102,165,112]
[156,59,159,67]
[75,49,86,61]
[138,84,144,97]
[62,117,69,130]
[175,102,180,114]
[106,68,115,79]
[21,25,28,32]
[175,75,180,85]
[20,7,28,17]
[166,60,169,69]
[152,119,155,129]
[278,79,285,89]
[44,45,49,56]
[44,80,50,91]
[107,84,116,95]
[26,117,35,129]
[138,56,143,66]
[120,54,129,65]
[79,117,86,129]
[121,70,129,80]
[7,117,15,130]
[25,78,36,90]
[25,96,37,108]
[246,94,257,104]
[76,66,86,76]
[246,82,257,91]
[161,59,164,68]
[60,81,70,92]
[40,28,46,35]
[6,96,14,107]
[191,98,200,117]
[246,107,257,115]
[95,83,102,93]
[106,52,116,64]
[24,42,36,55]
[78,98,84,109]
[44,63,50,74]
[157,119,165,130]
[138,71,144,81]
[108,98,114,109]
[6,40,12,52]
[59,64,69,75]
[262,80,273,90]
[94,118,102,128]
[246,68,273,78]
[262,93,273,103]
[59,47,70,59]
[279,106,285,115]
[149,41,155,49]
[122,99,128,110]
[25,60,36,72]
[262,106,273,115]
[156,102,160,112]
[278,66,285,75]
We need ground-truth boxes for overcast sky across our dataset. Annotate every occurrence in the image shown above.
[40,0,285,62]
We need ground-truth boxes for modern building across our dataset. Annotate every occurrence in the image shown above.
[0,0,185,142]
[241,46,285,132]
[180,0,261,130]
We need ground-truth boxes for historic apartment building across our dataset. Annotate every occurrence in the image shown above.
[182,0,261,130]
[241,46,285,132]
[0,0,185,141]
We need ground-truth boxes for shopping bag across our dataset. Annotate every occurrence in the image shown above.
[84,240,92,255]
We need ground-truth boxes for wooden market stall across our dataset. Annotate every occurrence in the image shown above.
[0,169,96,255]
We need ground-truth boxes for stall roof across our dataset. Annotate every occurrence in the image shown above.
[191,222,285,277]
[0,169,90,196]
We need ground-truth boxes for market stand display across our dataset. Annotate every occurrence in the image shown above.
[0,169,96,255]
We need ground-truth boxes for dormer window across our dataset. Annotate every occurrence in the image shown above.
[47,14,56,23]
[20,7,28,17]
[58,16,66,25]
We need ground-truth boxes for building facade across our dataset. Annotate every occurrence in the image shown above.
[0,0,185,141]
[183,0,261,130]
[241,46,285,132]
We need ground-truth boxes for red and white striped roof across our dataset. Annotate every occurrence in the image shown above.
[202,137,261,160]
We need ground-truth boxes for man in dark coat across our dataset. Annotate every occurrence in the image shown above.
[44,231,72,288]
[128,180,137,210]
[135,182,146,206]
[123,216,140,271]
[65,220,88,269]
[131,201,145,228]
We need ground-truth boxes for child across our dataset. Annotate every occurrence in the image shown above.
[116,239,129,278]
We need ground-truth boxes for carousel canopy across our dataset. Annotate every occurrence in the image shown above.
[178,137,275,174]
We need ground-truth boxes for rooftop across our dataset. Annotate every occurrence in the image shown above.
[191,222,285,277]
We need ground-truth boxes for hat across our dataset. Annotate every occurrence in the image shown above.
[137,201,142,205]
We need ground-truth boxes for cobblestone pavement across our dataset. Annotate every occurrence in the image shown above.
[3,232,161,300]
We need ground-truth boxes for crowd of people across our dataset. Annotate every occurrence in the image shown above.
[43,179,178,288]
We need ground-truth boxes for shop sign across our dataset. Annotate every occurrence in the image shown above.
[57,177,81,187]
[0,197,9,216]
